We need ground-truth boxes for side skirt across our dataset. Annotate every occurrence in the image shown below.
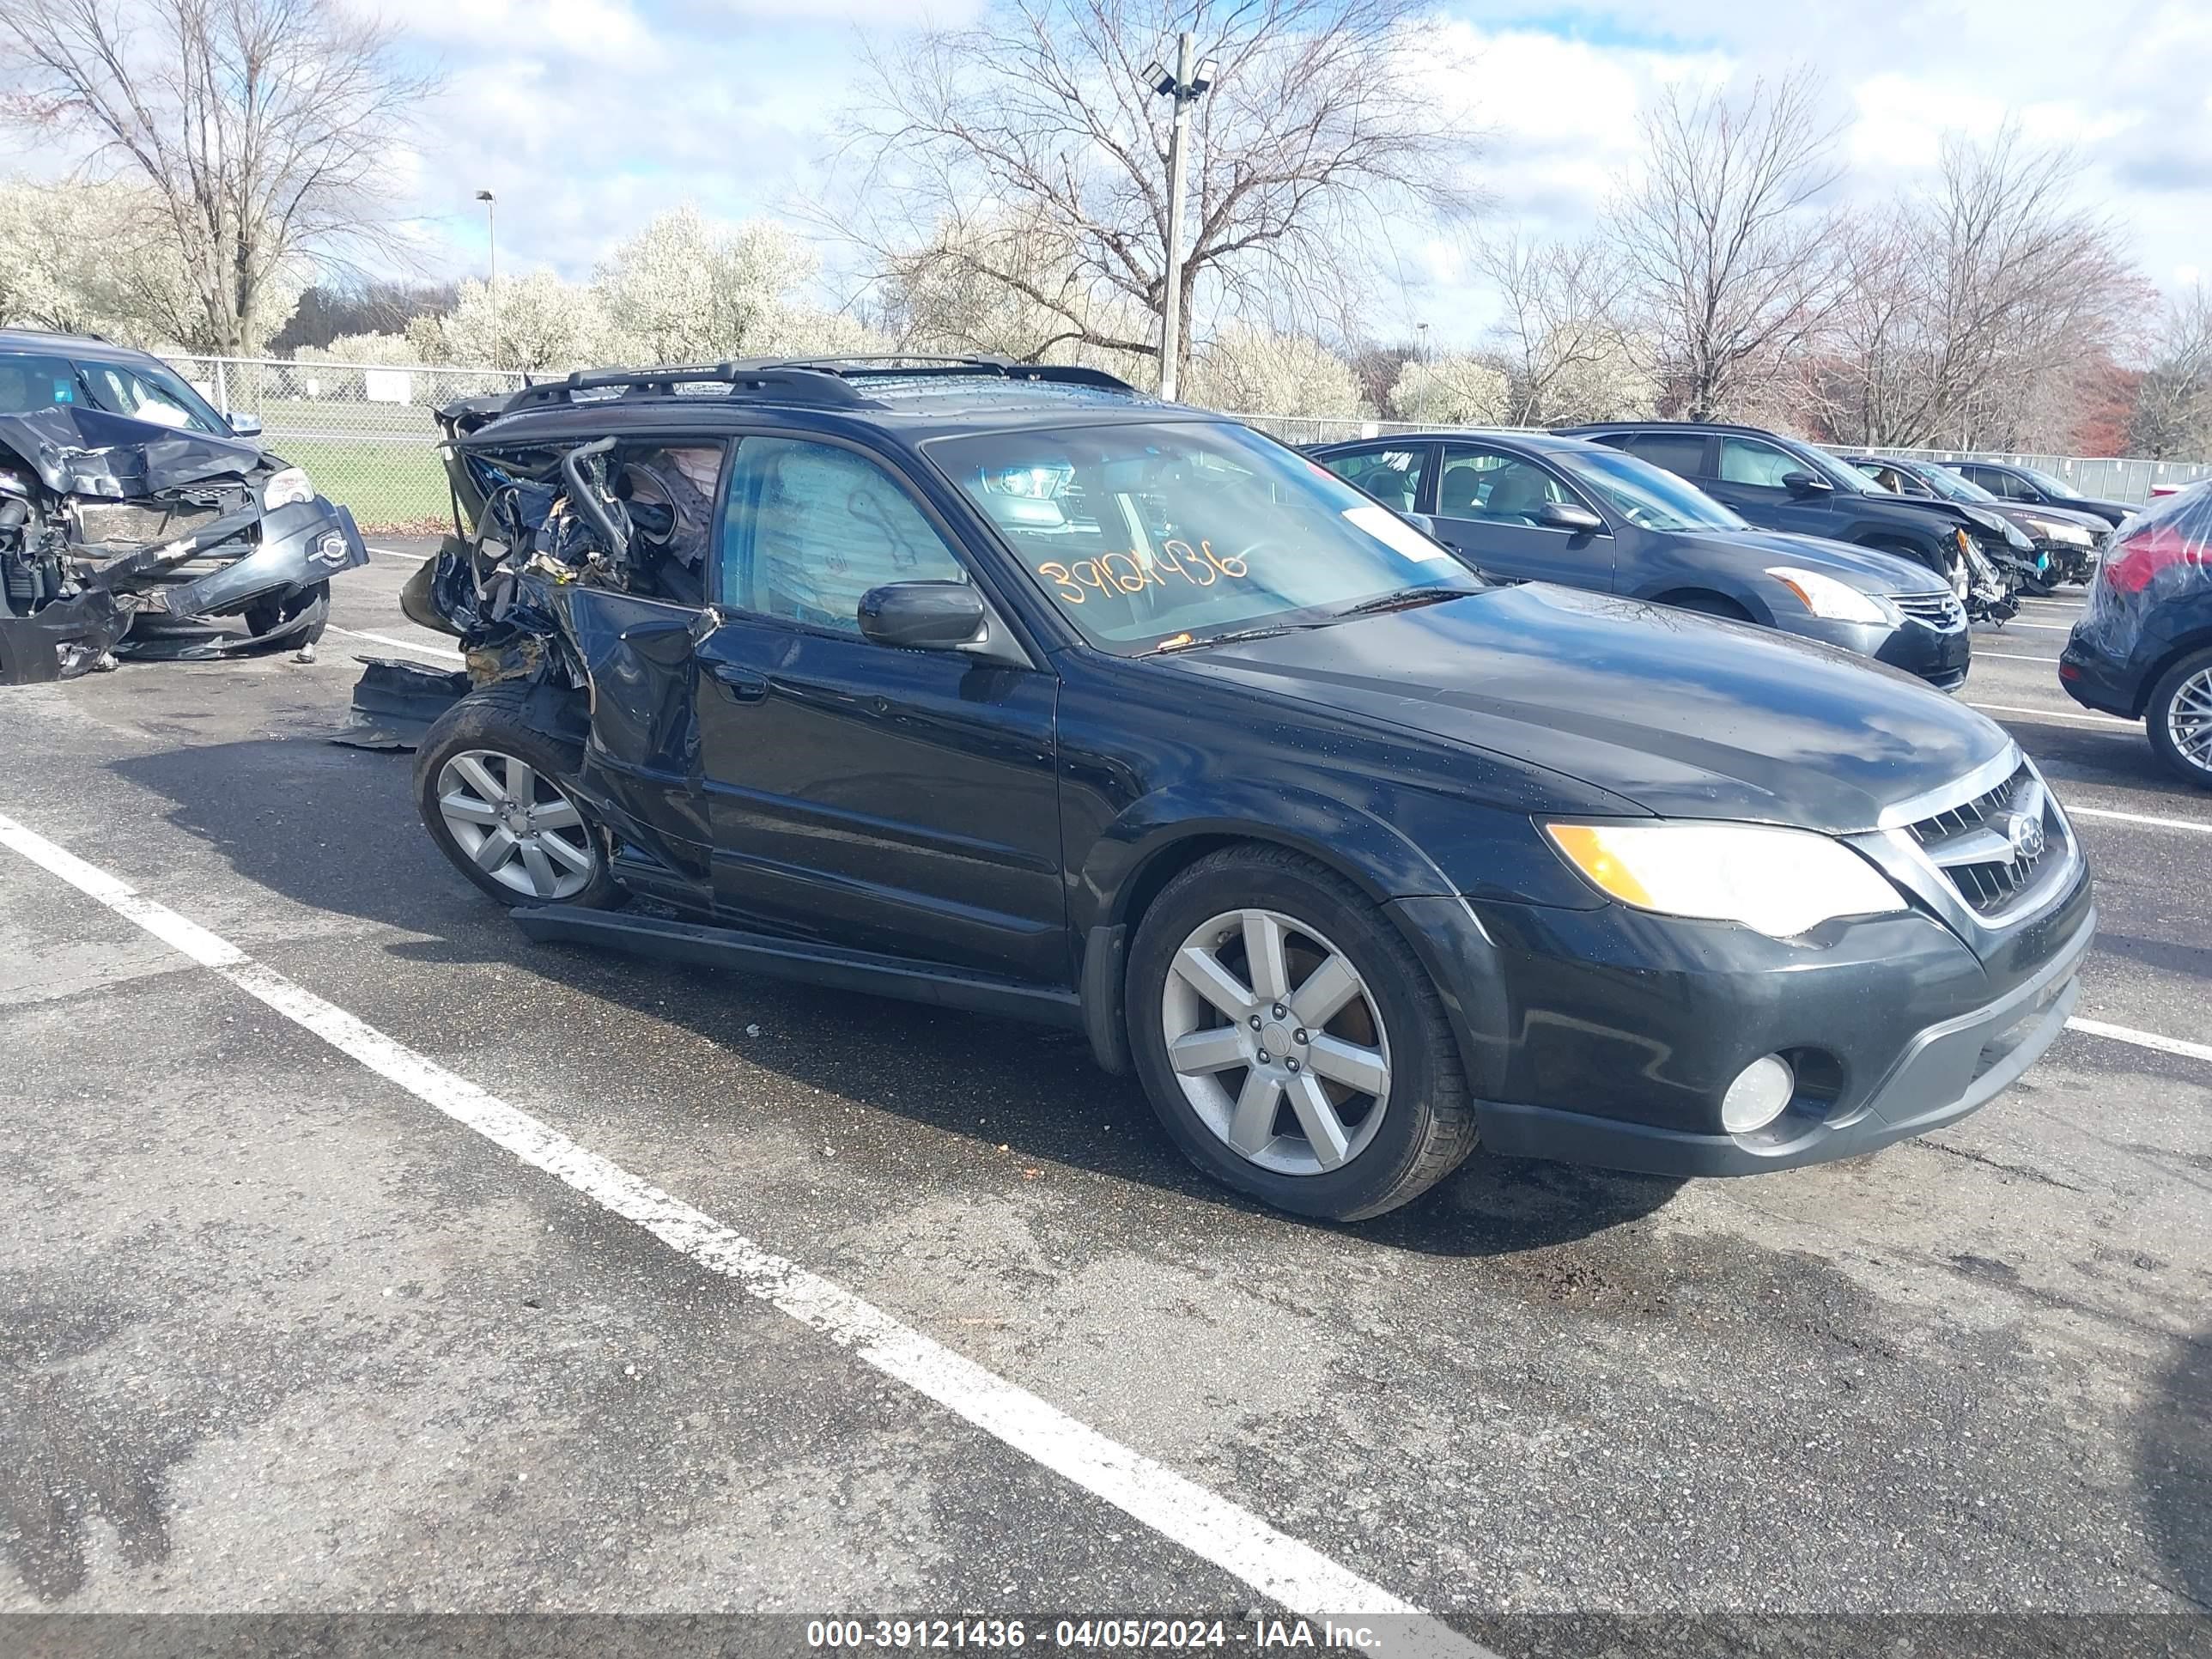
[511,905,1085,1030]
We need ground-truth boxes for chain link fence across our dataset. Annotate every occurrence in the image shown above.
[165,354,526,533]
[158,355,2211,533]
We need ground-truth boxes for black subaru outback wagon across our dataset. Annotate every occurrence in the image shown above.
[391,358,2094,1221]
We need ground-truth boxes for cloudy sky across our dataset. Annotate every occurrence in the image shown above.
[12,0,2209,343]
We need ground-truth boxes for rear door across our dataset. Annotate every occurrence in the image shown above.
[1428,443,1617,589]
[691,433,1067,983]
[1605,431,1711,487]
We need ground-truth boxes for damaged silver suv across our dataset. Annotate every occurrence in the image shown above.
[0,329,370,683]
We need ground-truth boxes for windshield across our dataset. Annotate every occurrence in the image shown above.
[0,350,232,435]
[1906,461,1996,504]
[1792,442,1871,493]
[1559,446,1746,532]
[930,421,1482,653]
[75,357,232,434]
[2014,465,2077,497]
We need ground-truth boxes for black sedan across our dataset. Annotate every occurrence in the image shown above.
[1942,459,2133,527]
[1311,430,1970,690]
[393,359,2093,1223]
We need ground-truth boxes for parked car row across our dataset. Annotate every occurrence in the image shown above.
[344,357,2096,1224]
[1309,429,1972,690]
[1842,454,2105,590]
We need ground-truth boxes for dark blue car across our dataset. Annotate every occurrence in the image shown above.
[1311,430,1970,690]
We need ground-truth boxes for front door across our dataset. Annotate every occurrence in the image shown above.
[1428,443,1617,590]
[1704,434,1838,536]
[694,434,1066,984]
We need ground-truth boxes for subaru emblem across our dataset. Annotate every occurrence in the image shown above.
[2006,812,2046,862]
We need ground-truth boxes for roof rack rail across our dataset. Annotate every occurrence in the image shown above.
[500,355,1139,412]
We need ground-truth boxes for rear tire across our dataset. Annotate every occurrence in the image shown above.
[1125,845,1476,1221]
[2146,647,2212,793]
[414,684,625,908]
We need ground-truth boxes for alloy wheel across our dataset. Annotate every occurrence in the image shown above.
[434,749,600,900]
[2168,666,2212,775]
[1159,908,1392,1176]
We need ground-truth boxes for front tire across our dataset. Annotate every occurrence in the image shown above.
[414,685,625,908]
[2147,647,2212,793]
[1125,845,1476,1221]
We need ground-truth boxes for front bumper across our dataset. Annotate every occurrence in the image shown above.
[1391,862,2094,1178]
[1790,613,1970,692]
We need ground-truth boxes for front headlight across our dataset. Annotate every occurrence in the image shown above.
[1545,820,1907,939]
[2040,520,2093,547]
[262,466,314,509]
[1765,565,1898,625]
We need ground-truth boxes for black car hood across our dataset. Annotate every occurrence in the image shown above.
[0,405,268,499]
[1662,526,1942,592]
[1165,584,2008,834]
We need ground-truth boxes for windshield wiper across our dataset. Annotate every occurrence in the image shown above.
[1152,623,1301,653]
[1330,586,1470,619]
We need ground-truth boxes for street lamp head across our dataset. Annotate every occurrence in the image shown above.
[1141,59,1175,96]
[475,188,495,204]
[1189,58,1218,94]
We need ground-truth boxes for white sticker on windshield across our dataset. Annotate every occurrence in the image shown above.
[1342,504,1455,564]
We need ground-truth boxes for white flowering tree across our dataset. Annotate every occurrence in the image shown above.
[0,176,288,350]
[413,273,607,373]
[594,208,811,364]
[1388,356,1511,425]
[1185,327,1365,417]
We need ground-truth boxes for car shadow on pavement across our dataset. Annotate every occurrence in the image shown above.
[111,736,1683,1261]
[2136,1321,2211,1606]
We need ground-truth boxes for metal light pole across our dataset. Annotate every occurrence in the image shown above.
[1143,35,1216,402]
[475,189,498,369]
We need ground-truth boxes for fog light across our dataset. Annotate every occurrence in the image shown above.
[1722,1054,1796,1134]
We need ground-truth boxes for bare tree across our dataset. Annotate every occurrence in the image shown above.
[1607,69,1844,421]
[1802,127,2146,450]
[829,0,1478,385]
[0,0,437,356]
[2128,284,2212,459]
[1477,231,1650,423]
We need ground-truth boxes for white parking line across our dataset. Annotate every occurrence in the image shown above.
[328,625,465,665]
[0,808,1486,1656]
[1992,622,2073,632]
[369,544,432,562]
[1967,702,2133,729]
[2069,805,2212,834]
[1975,652,2062,664]
[2067,1017,2212,1066]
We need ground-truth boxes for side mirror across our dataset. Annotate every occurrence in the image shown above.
[858,580,988,650]
[1397,511,1440,538]
[1537,500,1604,532]
[228,411,264,439]
[1781,470,1832,497]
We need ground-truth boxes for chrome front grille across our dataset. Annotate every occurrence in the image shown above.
[1903,762,2068,918]
[1895,592,1965,628]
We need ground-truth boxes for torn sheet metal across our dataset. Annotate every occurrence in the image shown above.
[331,656,472,750]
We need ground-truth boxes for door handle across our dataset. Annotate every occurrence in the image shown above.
[707,662,769,701]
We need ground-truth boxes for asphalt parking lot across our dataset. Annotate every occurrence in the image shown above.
[4,546,2209,1644]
